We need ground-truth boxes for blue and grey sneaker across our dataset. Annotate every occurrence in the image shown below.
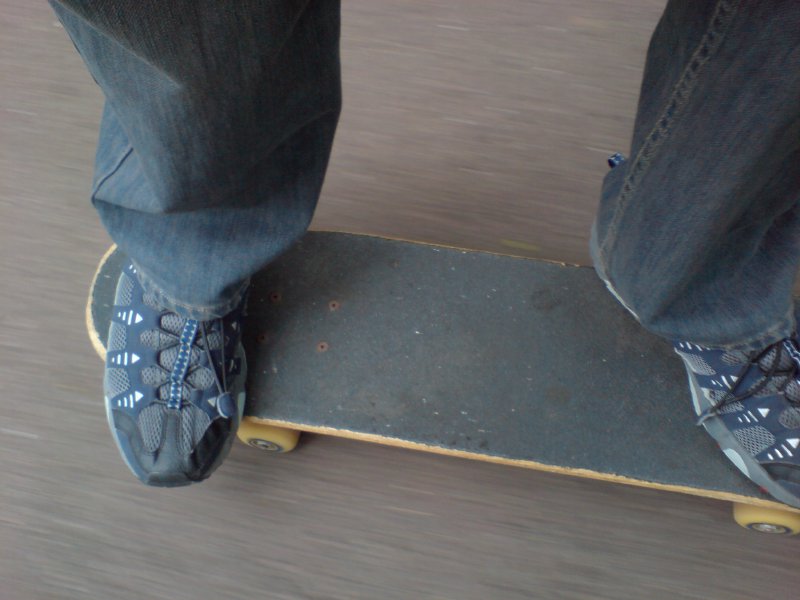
[674,339,800,508]
[104,263,247,487]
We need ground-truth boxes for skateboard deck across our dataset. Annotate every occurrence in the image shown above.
[87,231,800,533]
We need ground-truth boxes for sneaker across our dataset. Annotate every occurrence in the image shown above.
[103,262,247,487]
[674,339,800,508]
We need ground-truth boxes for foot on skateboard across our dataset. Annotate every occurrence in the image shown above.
[103,259,247,486]
[674,339,800,510]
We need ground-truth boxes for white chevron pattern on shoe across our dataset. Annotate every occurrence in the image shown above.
[117,390,144,408]
[109,352,140,366]
[116,309,143,325]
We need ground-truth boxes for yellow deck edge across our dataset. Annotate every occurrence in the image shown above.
[86,244,116,361]
[309,228,580,267]
[245,415,800,514]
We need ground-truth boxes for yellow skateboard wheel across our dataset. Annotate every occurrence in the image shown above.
[237,418,300,453]
[732,503,800,535]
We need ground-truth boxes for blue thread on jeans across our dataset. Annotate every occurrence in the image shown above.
[602,0,738,260]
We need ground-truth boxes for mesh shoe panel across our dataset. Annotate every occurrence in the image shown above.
[719,400,744,414]
[105,368,130,398]
[160,314,185,335]
[760,346,794,371]
[138,404,165,453]
[753,348,800,399]
[114,273,133,306]
[784,380,800,404]
[142,366,167,387]
[677,351,716,375]
[160,346,179,370]
[721,350,748,366]
[201,331,222,351]
[733,426,775,456]
[116,273,134,307]
[187,367,215,390]
[179,406,211,455]
[108,322,127,352]
[193,408,211,444]
[142,291,161,310]
[755,375,791,397]
[780,407,800,429]
[708,389,727,402]
[140,329,174,350]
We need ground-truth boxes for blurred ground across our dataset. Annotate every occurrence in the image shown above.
[2,2,799,599]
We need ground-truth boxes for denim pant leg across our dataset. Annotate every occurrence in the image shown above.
[591,0,800,352]
[50,1,342,319]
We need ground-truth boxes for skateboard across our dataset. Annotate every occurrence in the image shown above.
[87,231,800,534]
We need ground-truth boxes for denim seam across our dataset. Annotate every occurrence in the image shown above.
[707,306,796,352]
[600,0,739,268]
[132,258,250,320]
[93,144,133,198]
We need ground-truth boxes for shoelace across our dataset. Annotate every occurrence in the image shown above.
[162,316,234,417]
[696,339,800,426]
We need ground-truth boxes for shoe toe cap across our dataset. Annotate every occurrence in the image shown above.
[111,407,235,487]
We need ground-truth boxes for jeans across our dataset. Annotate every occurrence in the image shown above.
[54,1,800,350]
[50,1,342,320]
[591,0,800,352]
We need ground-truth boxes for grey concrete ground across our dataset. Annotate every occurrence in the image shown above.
[2,1,798,599]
